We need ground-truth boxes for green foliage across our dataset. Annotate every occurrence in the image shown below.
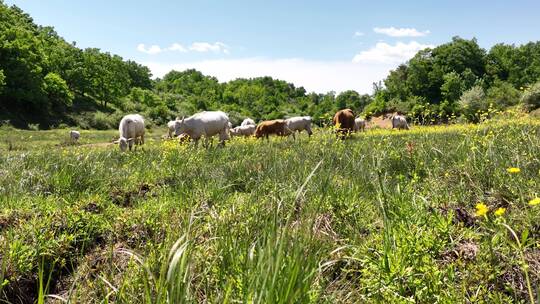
[373,36,540,122]
[441,71,465,102]
[90,111,117,130]
[43,72,73,107]
[521,81,540,110]
[0,69,5,93]
[459,85,487,122]
[1,120,540,302]
[0,2,152,127]
[485,80,520,109]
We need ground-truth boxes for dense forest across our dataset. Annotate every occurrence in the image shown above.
[1,2,539,129]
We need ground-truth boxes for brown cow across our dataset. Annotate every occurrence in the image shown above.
[332,109,355,138]
[255,120,290,140]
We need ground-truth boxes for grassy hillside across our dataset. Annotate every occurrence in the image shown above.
[1,117,539,303]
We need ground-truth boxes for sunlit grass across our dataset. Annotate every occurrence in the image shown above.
[0,118,539,303]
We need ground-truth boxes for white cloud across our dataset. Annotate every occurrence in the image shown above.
[189,42,229,53]
[142,58,396,94]
[137,43,163,54]
[354,31,364,37]
[168,43,187,52]
[352,41,434,64]
[373,27,430,37]
[137,41,229,54]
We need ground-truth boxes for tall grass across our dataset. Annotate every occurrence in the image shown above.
[0,118,539,302]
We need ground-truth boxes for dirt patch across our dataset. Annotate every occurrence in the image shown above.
[452,207,476,227]
[432,206,476,228]
[2,277,37,304]
[50,242,133,302]
[82,201,102,214]
[0,211,32,231]
[367,115,393,129]
[109,183,154,207]
[440,240,479,264]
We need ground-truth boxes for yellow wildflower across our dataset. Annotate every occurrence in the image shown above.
[506,167,521,174]
[475,203,489,217]
[494,208,506,216]
[529,198,540,206]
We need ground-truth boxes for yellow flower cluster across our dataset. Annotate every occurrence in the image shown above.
[529,198,540,206]
[475,203,489,217]
[506,167,521,174]
[494,208,506,216]
[475,203,506,217]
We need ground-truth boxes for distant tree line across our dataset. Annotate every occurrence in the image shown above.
[372,37,540,123]
[1,2,539,129]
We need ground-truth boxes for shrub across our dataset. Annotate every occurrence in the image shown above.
[90,111,116,130]
[486,80,520,109]
[521,81,540,110]
[458,86,487,122]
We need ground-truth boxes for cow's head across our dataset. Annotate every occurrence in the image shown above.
[174,116,186,136]
[117,137,130,152]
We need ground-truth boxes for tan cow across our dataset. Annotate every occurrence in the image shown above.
[332,109,355,138]
[255,120,290,140]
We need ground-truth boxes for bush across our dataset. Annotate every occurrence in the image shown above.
[486,80,520,109]
[458,86,487,122]
[521,81,540,110]
[90,112,116,130]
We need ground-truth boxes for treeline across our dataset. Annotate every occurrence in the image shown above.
[0,2,151,128]
[1,2,540,129]
[373,37,540,123]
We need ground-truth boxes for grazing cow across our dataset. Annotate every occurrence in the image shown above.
[167,119,179,138]
[391,114,410,130]
[285,116,313,139]
[174,111,230,147]
[332,109,355,138]
[116,114,145,151]
[230,124,256,137]
[255,120,290,140]
[353,118,367,132]
[69,130,80,143]
[241,118,256,127]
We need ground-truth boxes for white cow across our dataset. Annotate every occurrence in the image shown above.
[230,124,256,137]
[174,111,230,147]
[391,114,410,130]
[240,118,256,127]
[353,118,367,132]
[116,114,145,151]
[285,116,312,139]
[69,130,80,143]
[167,120,178,138]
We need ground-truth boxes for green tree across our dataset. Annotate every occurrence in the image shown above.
[441,72,464,102]
[43,72,73,107]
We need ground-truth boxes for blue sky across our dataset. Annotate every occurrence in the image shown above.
[6,0,540,93]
